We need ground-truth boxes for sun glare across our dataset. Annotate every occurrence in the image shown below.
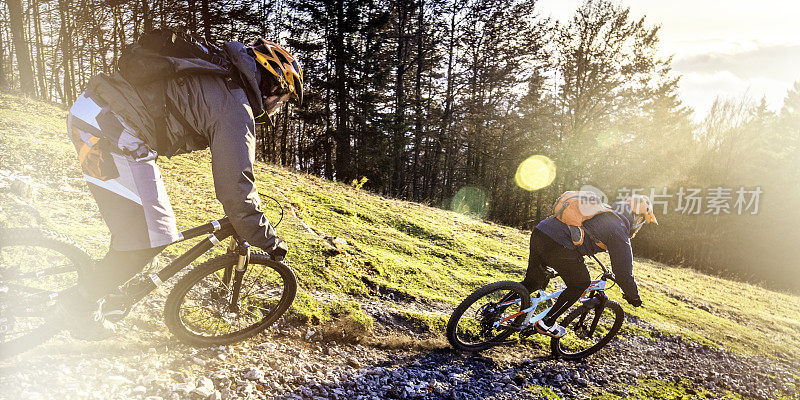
[515,155,556,191]
[450,186,490,217]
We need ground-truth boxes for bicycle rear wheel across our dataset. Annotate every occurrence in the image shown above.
[0,228,89,358]
[550,297,624,359]
[446,281,531,352]
[164,251,297,346]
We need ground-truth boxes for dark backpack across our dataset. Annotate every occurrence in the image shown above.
[116,29,231,154]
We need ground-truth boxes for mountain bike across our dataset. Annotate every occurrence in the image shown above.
[0,217,297,359]
[446,255,624,360]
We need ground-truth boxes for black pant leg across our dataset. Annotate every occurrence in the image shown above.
[79,245,165,300]
[520,229,552,292]
[541,246,591,325]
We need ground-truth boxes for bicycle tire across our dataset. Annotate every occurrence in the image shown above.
[0,322,60,359]
[550,298,624,360]
[446,281,531,352]
[0,228,90,358]
[163,251,297,346]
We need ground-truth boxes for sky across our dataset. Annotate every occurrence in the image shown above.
[535,0,800,120]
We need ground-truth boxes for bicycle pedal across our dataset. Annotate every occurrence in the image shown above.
[102,309,126,323]
[96,296,130,323]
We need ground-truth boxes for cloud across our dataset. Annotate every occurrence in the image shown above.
[672,44,800,83]
[677,71,791,119]
[670,44,800,118]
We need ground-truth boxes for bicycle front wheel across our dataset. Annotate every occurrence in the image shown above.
[446,281,531,352]
[551,297,624,359]
[164,251,297,346]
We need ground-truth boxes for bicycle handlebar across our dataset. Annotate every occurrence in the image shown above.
[590,254,616,282]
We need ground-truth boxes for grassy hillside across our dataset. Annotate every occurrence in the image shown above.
[1,92,798,361]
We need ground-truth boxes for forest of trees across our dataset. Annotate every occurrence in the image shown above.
[1,0,799,291]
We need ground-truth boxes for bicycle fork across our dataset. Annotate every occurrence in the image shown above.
[225,238,251,313]
[574,293,607,336]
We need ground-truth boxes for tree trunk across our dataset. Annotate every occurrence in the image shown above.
[281,106,289,166]
[7,0,36,96]
[410,0,425,200]
[112,6,120,62]
[429,7,457,201]
[94,15,109,72]
[0,19,6,89]
[332,0,351,182]
[392,0,410,195]
[201,0,211,42]
[32,0,48,99]
[186,0,197,35]
[324,136,334,180]
[132,0,141,37]
[142,0,153,32]
[58,0,74,104]
[116,3,127,47]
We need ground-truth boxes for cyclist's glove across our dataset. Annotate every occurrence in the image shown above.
[268,238,288,261]
[623,294,642,307]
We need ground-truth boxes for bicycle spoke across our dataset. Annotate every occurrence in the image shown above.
[454,288,523,345]
[554,300,622,358]
[243,308,264,322]
[180,272,257,336]
[181,308,216,325]
[211,315,224,336]
[166,253,296,346]
[210,270,232,292]
[182,307,228,335]
[239,263,269,299]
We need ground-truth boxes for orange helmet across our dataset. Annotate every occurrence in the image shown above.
[249,39,304,105]
[626,194,658,238]
[628,194,658,225]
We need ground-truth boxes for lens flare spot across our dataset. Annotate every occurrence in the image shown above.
[450,187,490,218]
[515,155,556,191]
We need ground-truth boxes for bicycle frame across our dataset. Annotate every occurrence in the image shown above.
[493,255,614,330]
[114,216,245,305]
[3,217,250,317]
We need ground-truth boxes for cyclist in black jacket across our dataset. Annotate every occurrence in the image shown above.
[524,195,657,338]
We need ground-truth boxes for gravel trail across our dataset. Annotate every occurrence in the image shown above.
[1,295,797,400]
